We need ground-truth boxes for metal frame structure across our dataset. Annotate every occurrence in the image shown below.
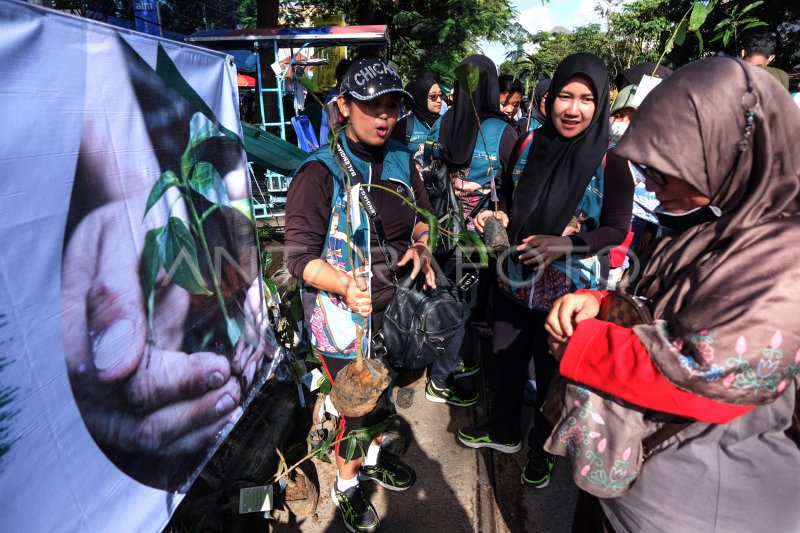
[187,26,388,139]
[186,26,388,221]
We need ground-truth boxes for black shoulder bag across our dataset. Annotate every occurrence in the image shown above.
[333,142,474,369]
[421,141,463,256]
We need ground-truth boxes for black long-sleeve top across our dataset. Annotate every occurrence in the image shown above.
[284,137,433,316]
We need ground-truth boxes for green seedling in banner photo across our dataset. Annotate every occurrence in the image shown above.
[140,112,251,347]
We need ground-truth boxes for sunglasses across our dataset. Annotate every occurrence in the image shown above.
[633,163,667,187]
[428,92,444,101]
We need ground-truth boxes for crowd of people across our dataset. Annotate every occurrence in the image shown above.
[282,30,800,533]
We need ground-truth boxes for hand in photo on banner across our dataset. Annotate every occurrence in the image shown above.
[59,33,276,491]
[62,203,246,468]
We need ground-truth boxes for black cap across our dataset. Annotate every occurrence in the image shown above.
[339,58,413,102]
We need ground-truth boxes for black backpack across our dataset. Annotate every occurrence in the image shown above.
[375,273,475,369]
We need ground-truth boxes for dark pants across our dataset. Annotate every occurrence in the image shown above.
[428,249,472,387]
[320,354,395,459]
[429,325,466,387]
[487,292,556,451]
[572,491,617,533]
[320,334,397,460]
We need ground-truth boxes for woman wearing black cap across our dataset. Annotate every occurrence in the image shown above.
[458,53,632,491]
[285,58,435,533]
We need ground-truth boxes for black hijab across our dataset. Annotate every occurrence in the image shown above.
[405,72,441,127]
[529,78,551,125]
[508,53,610,244]
[438,55,508,171]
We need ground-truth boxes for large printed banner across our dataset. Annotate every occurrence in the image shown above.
[0,2,280,531]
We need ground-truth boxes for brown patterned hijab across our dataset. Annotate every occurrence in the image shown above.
[614,57,800,406]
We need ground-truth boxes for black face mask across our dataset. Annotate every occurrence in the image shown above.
[656,205,722,233]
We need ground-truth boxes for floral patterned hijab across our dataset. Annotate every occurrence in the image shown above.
[616,57,800,405]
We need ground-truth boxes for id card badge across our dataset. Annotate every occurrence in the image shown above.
[349,184,362,231]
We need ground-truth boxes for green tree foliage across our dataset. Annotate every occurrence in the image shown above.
[597,0,671,77]
[501,24,611,90]
[503,0,797,90]
[280,0,517,82]
[657,0,798,69]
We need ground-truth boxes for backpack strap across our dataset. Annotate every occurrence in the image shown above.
[333,141,398,285]
[405,114,415,144]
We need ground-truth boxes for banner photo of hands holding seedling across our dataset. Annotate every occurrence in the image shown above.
[0,2,280,531]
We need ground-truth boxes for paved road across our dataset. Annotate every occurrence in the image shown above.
[270,328,579,532]
[271,373,480,532]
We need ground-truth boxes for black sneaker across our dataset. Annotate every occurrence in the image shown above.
[425,380,479,407]
[521,452,557,488]
[457,426,522,453]
[359,456,415,491]
[331,483,380,533]
[453,358,480,380]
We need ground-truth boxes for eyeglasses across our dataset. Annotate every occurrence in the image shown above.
[633,163,667,187]
[428,92,444,101]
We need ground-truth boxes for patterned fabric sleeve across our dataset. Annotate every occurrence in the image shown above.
[560,318,754,423]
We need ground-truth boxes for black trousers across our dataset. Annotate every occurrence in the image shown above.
[319,309,397,459]
[320,334,397,460]
[487,291,556,451]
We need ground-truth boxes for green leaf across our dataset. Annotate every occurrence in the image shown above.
[344,434,357,463]
[740,1,763,15]
[260,248,273,273]
[723,27,733,46]
[454,62,480,95]
[741,21,768,31]
[674,19,687,46]
[230,198,255,224]
[438,19,454,44]
[264,279,279,302]
[305,348,321,365]
[463,230,489,266]
[423,210,440,250]
[318,375,331,395]
[290,291,304,323]
[181,112,225,181]
[664,34,675,55]
[688,1,712,32]
[713,19,730,32]
[710,31,724,43]
[189,161,231,206]
[298,76,320,94]
[140,227,164,341]
[226,317,241,346]
[144,171,179,219]
[695,30,704,55]
[158,216,212,296]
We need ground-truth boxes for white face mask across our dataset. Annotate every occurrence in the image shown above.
[609,121,629,141]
